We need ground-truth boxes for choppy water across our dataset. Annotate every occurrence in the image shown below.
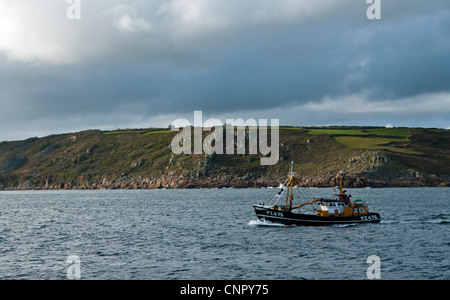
[0,188,448,280]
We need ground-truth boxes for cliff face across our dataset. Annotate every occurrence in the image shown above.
[0,127,449,190]
[23,172,449,190]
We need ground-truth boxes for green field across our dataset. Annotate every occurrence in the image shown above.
[102,129,149,135]
[364,128,411,138]
[307,127,417,154]
[308,128,365,135]
[145,130,173,135]
[333,136,421,154]
[103,129,173,135]
[308,127,411,137]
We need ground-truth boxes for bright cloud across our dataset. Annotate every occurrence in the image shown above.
[303,92,450,114]
[104,4,152,33]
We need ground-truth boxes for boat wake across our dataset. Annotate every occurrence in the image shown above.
[425,218,450,225]
[331,223,357,228]
[248,219,286,227]
[427,214,450,224]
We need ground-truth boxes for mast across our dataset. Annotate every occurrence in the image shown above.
[286,161,295,210]
[339,171,345,196]
[285,175,293,206]
[338,171,351,204]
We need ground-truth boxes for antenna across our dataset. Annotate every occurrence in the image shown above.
[339,171,346,195]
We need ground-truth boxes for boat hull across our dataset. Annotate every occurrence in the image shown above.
[253,205,381,226]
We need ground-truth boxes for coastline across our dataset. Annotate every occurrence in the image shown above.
[3,173,449,191]
[0,127,449,191]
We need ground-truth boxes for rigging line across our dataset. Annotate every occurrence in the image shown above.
[273,178,288,197]
[267,178,289,205]
[298,187,315,201]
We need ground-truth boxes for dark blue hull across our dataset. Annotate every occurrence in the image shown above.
[253,205,381,226]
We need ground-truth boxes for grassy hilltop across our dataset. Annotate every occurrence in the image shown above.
[0,126,449,189]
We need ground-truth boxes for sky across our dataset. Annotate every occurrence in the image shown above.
[0,0,449,141]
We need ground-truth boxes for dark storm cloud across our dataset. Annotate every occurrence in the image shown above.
[0,0,449,140]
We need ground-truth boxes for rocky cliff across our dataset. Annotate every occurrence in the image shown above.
[0,126,449,190]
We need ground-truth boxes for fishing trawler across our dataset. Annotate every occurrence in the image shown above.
[252,162,381,226]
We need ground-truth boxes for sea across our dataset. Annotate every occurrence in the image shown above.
[0,188,448,280]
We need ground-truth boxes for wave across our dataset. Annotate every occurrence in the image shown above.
[380,218,449,225]
[331,223,357,228]
[380,220,399,224]
[428,214,450,224]
[426,219,450,225]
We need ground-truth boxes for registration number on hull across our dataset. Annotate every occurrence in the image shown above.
[360,215,379,221]
[266,210,284,217]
